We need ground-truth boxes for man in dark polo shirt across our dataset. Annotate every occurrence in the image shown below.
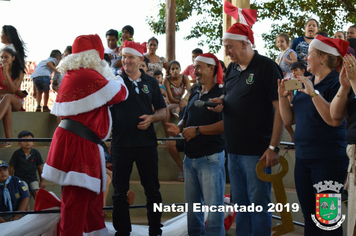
[167,53,225,236]
[211,23,283,236]
[110,41,166,236]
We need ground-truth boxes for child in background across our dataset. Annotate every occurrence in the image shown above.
[30,50,62,112]
[290,61,306,80]
[182,48,203,84]
[9,131,45,200]
[0,160,30,223]
[162,60,191,136]
[52,46,72,92]
[153,70,169,104]
[140,56,149,73]
[275,33,297,78]
[282,62,306,143]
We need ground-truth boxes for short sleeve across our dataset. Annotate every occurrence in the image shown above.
[9,151,17,167]
[50,58,58,66]
[17,178,30,199]
[290,38,297,51]
[264,60,283,102]
[182,66,190,76]
[152,78,167,111]
[160,57,167,64]
[34,150,44,166]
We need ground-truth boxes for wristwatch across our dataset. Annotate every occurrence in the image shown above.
[195,126,201,136]
[310,90,320,98]
[269,145,280,153]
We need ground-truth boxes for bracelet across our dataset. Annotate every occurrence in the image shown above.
[181,98,187,102]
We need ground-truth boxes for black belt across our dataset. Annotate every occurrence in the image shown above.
[58,118,109,154]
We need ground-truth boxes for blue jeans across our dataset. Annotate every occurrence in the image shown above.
[184,151,226,236]
[33,76,51,92]
[228,154,272,236]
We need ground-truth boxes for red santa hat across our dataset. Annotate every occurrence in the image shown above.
[122,41,147,57]
[195,53,223,84]
[223,23,255,47]
[72,34,104,60]
[51,34,128,117]
[310,35,349,57]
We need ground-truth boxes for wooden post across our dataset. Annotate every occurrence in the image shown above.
[223,0,250,66]
[166,0,176,62]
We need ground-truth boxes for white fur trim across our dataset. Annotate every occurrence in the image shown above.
[50,79,127,116]
[83,227,108,236]
[223,32,251,44]
[195,56,216,65]
[122,47,143,57]
[310,38,340,56]
[58,50,118,81]
[103,107,112,141]
[42,164,101,194]
[98,144,107,193]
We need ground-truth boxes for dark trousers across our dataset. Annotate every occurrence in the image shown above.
[294,157,348,236]
[112,146,162,236]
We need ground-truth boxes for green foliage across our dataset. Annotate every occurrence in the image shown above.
[147,0,222,53]
[253,0,356,58]
[147,0,356,57]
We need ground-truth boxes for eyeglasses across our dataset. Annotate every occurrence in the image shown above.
[132,81,139,94]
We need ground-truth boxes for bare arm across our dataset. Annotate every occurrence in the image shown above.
[137,107,166,130]
[278,79,295,125]
[182,120,224,142]
[183,75,191,100]
[283,51,297,64]
[45,61,59,73]
[259,100,284,167]
[37,165,46,188]
[330,86,349,125]
[11,197,30,221]
[331,55,356,124]
[2,66,24,94]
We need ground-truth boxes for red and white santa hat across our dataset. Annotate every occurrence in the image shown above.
[223,23,255,47]
[195,53,223,84]
[122,41,147,57]
[310,35,349,57]
[72,34,104,60]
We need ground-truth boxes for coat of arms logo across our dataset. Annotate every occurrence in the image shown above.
[311,181,345,231]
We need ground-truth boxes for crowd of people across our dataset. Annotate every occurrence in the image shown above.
[1,18,356,236]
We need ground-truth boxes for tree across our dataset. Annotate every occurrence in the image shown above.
[147,0,222,53]
[255,0,356,58]
[148,0,356,57]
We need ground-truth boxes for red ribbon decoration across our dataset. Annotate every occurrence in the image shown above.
[224,1,257,27]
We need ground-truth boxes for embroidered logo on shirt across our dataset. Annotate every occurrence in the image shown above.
[142,85,149,94]
[22,186,27,192]
[246,74,255,85]
[15,193,20,199]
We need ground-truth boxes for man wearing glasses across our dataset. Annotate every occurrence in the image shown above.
[110,41,166,236]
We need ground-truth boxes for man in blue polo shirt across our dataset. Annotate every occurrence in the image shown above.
[0,160,30,223]
[167,53,225,236]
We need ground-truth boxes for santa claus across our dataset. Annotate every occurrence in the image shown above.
[42,34,128,236]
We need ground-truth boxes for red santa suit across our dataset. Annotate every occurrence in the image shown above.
[41,34,128,236]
